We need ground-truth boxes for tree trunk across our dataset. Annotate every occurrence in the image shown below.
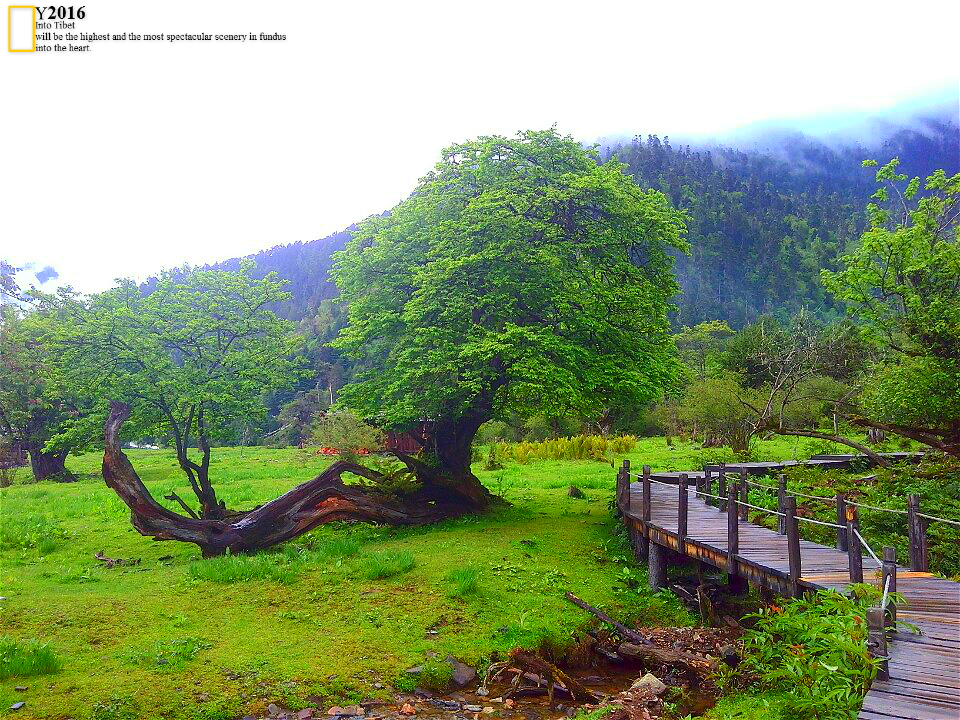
[102,402,499,557]
[28,445,75,482]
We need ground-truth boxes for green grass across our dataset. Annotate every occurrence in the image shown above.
[187,552,302,585]
[445,565,481,597]
[358,550,416,580]
[0,636,62,678]
[0,436,824,719]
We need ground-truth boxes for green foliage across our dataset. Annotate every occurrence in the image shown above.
[0,636,62,678]
[504,434,637,464]
[676,320,734,380]
[310,409,383,462]
[822,161,960,450]
[358,550,415,580]
[739,588,882,720]
[679,373,756,452]
[445,565,481,597]
[187,552,301,584]
[331,129,686,456]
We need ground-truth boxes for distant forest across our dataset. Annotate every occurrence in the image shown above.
[176,116,958,418]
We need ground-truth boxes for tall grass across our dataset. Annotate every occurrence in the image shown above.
[0,637,62,678]
[445,565,481,597]
[503,434,638,464]
[187,552,300,584]
[0,515,66,553]
[359,550,415,580]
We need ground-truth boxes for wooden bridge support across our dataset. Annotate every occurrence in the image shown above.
[648,541,669,590]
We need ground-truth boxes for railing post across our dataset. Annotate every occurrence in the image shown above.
[642,465,651,525]
[727,482,739,576]
[846,504,863,584]
[907,494,928,572]
[678,473,688,556]
[785,496,801,597]
[835,493,847,551]
[704,469,713,508]
[622,459,631,512]
[718,467,727,512]
[615,465,624,513]
[867,607,889,680]
[739,469,749,521]
[777,474,787,535]
[882,546,897,629]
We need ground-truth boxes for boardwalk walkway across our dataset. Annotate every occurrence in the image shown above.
[619,470,960,720]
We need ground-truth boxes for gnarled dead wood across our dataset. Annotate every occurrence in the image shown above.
[617,642,717,673]
[102,402,487,557]
[506,649,598,704]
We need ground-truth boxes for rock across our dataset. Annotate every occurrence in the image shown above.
[405,666,423,676]
[14,687,26,692]
[630,673,667,696]
[341,705,365,716]
[446,656,477,687]
[327,707,344,716]
[242,716,256,720]
[9,702,25,711]
[400,703,417,715]
[413,689,433,699]
[373,683,384,690]
[297,711,315,720]
[269,704,283,717]
[482,707,494,714]
[503,699,515,709]
[720,644,740,667]
[475,687,489,697]
[567,485,584,498]
[463,705,483,713]
[429,699,461,712]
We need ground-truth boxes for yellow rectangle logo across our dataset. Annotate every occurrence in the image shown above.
[9,5,36,52]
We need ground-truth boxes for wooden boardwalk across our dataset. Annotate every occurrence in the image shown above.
[621,480,960,720]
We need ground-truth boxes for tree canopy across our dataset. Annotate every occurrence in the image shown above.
[45,262,303,517]
[822,160,960,455]
[330,129,687,494]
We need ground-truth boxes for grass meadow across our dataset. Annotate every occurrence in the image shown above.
[0,436,810,719]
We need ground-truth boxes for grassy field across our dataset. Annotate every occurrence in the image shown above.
[0,436,817,720]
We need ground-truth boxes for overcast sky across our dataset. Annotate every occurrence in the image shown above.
[3,0,958,294]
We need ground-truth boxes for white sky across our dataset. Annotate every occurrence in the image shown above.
[3,0,959,293]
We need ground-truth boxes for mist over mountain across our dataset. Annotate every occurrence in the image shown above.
[202,104,958,332]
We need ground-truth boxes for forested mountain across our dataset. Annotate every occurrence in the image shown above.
[605,118,959,326]
[209,117,958,333]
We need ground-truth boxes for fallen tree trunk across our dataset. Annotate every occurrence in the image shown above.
[102,402,491,557]
[565,592,648,645]
[617,642,716,672]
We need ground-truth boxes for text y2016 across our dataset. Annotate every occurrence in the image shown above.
[35,6,86,20]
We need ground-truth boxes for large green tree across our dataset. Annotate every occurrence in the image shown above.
[330,129,687,509]
[822,160,960,456]
[0,302,91,482]
[47,263,303,519]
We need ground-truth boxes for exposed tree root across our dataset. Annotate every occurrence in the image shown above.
[102,402,494,557]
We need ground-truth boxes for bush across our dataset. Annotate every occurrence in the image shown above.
[739,587,885,720]
[502,434,637,464]
[359,550,415,580]
[310,410,382,462]
[417,657,454,691]
[0,636,62,678]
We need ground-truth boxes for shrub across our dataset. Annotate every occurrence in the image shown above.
[310,410,382,462]
[739,587,885,720]
[359,550,415,580]
[0,636,62,678]
[417,657,454,691]
[187,552,299,584]
[445,565,481,597]
[500,434,637,464]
